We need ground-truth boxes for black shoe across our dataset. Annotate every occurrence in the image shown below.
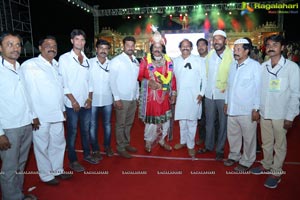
[197,148,211,154]
[55,173,73,180]
[69,161,85,172]
[84,155,100,164]
[105,147,114,157]
[215,153,224,161]
[92,151,103,161]
[44,178,59,185]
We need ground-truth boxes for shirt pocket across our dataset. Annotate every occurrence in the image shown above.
[279,77,288,91]
[239,75,252,88]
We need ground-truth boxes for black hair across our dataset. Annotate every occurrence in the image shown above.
[96,39,111,49]
[38,35,57,46]
[70,29,86,39]
[123,36,136,45]
[0,31,22,45]
[264,34,286,46]
[179,39,193,48]
[243,37,253,56]
[196,38,208,46]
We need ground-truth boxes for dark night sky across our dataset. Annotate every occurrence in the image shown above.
[29,0,299,57]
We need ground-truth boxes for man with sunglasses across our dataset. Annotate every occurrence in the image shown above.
[59,29,97,172]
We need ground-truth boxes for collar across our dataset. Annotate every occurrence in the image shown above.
[0,56,20,71]
[38,54,58,67]
[235,57,250,68]
[121,52,137,63]
[97,57,109,65]
[70,49,86,60]
[266,55,286,70]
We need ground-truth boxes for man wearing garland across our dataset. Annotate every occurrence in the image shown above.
[138,26,176,153]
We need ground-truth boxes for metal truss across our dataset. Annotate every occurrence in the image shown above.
[0,0,34,58]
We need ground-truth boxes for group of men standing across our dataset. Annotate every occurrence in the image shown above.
[0,27,299,199]
[0,29,116,199]
[137,29,300,190]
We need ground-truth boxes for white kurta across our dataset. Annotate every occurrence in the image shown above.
[20,55,66,182]
[226,57,261,116]
[173,54,207,120]
[21,55,65,122]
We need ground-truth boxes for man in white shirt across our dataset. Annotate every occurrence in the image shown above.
[198,30,234,161]
[173,39,207,157]
[89,39,114,159]
[223,38,261,172]
[109,36,139,159]
[196,38,209,145]
[21,36,72,185]
[59,29,96,172]
[0,32,36,200]
[250,34,300,189]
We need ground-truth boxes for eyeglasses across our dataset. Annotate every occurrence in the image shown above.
[73,57,90,68]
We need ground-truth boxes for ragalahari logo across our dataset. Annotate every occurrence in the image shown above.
[241,2,254,15]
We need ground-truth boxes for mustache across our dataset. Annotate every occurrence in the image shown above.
[267,50,275,53]
[182,49,189,51]
[47,50,56,53]
[12,51,20,55]
[154,50,161,53]
[234,54,240,57]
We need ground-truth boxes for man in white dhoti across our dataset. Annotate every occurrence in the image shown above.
[173,39,207,157]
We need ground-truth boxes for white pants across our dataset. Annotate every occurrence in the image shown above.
[227,115,257,167]
[144,120,170,145]
[179,120,197,149]
[33,121,66,182]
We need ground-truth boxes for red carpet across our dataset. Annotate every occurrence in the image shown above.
[4,114,300,199]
